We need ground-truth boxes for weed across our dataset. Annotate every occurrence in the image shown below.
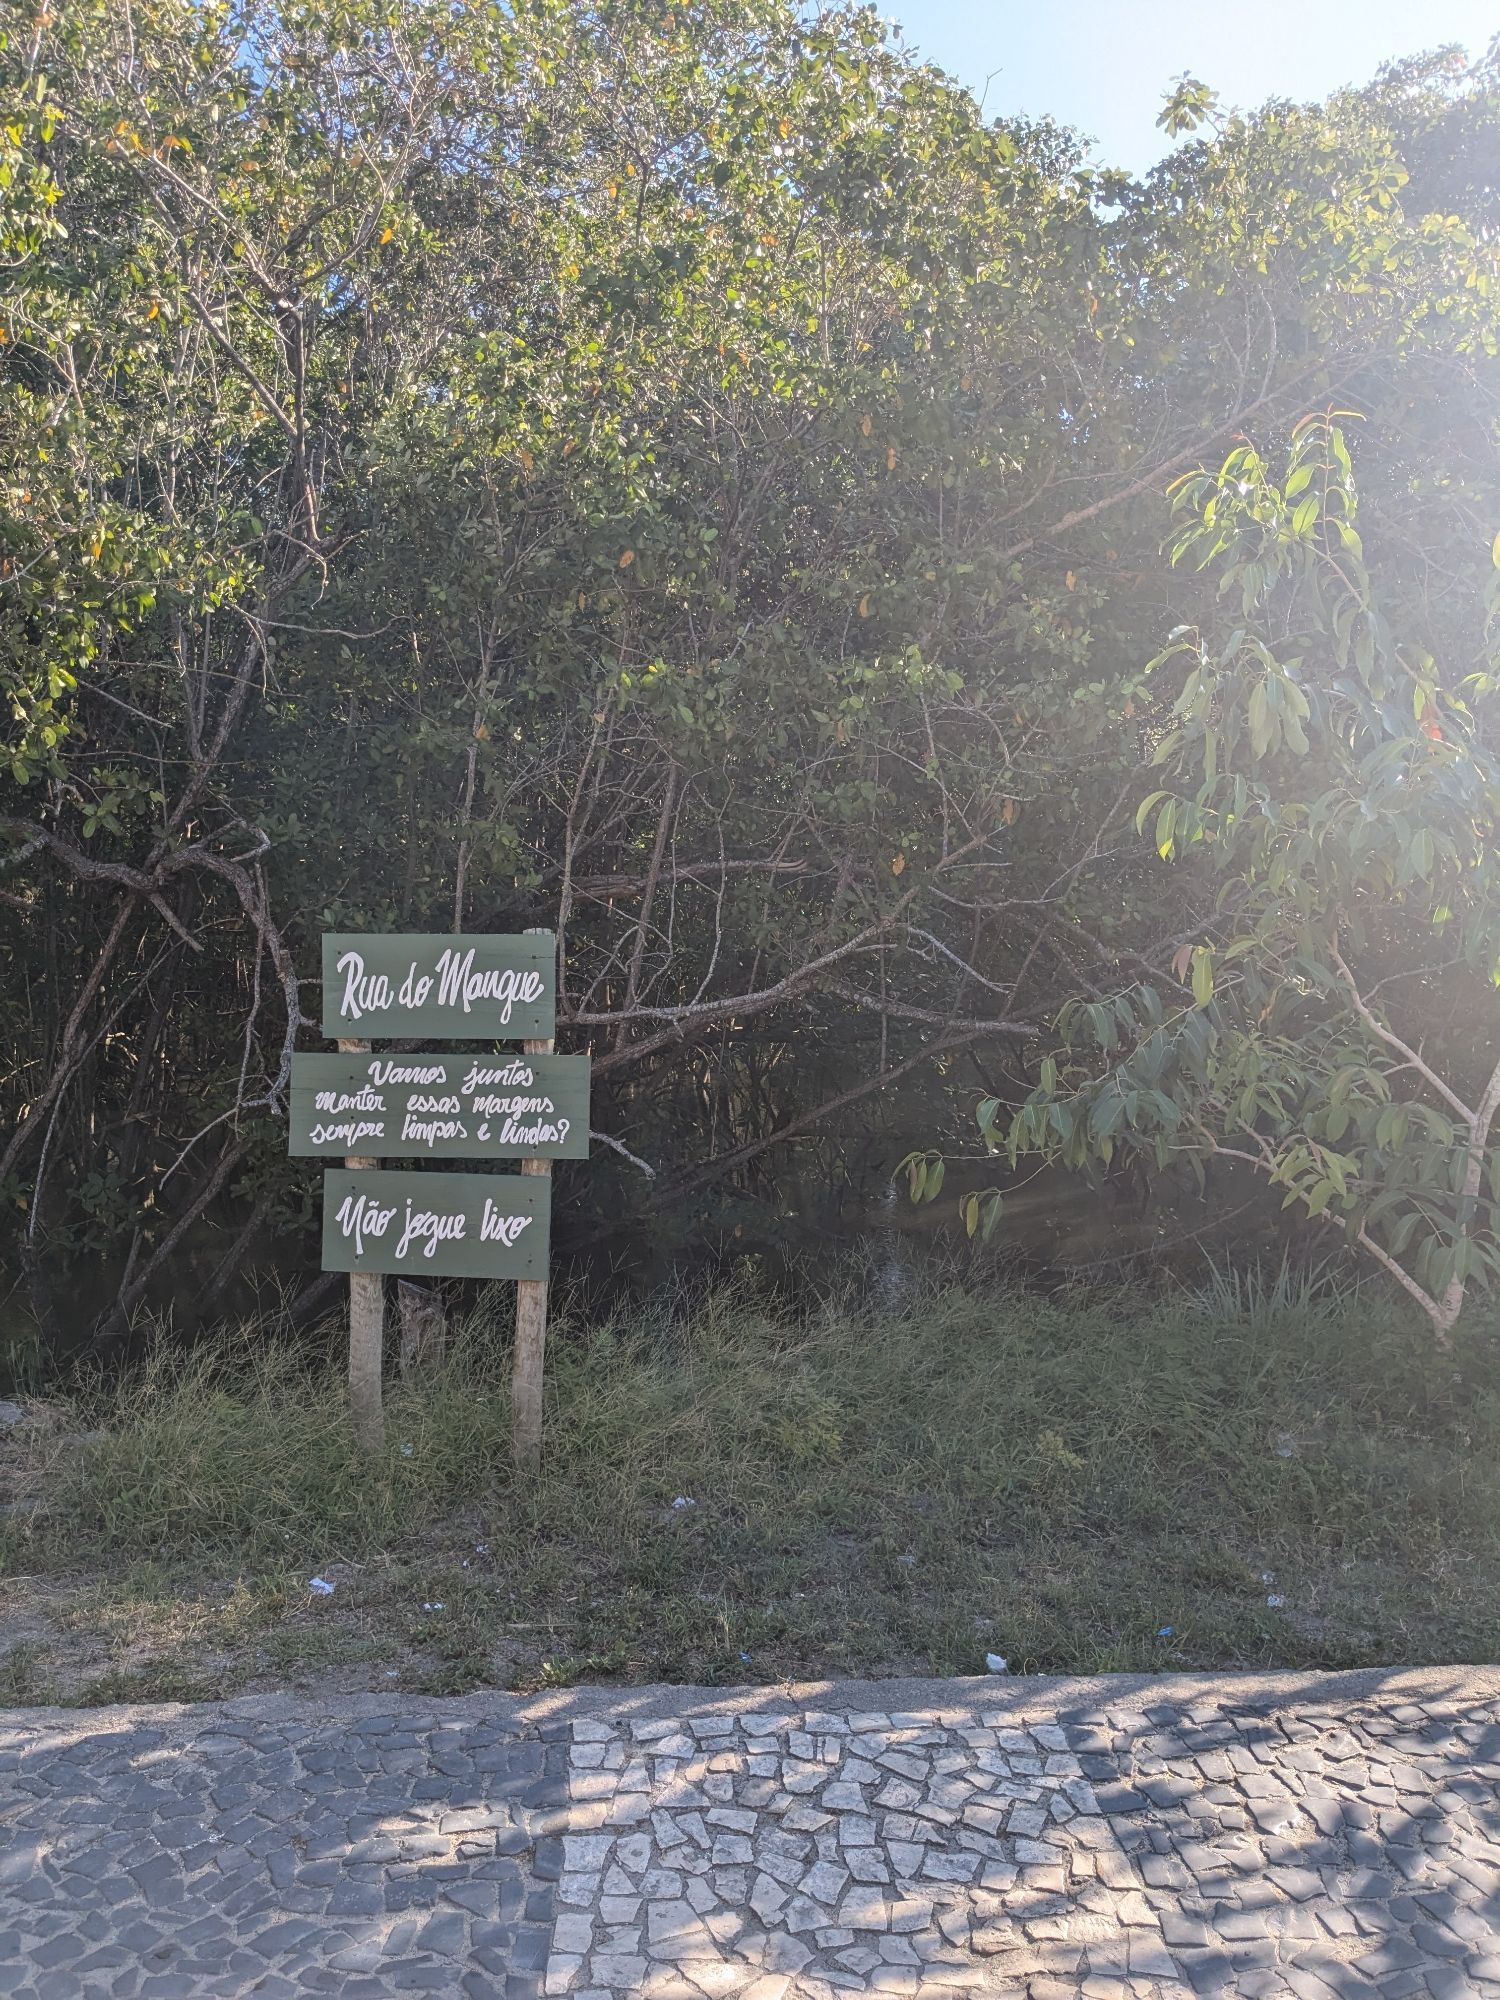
[3,1267,1498,1692]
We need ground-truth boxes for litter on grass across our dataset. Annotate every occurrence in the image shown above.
[308,1576,335,1597]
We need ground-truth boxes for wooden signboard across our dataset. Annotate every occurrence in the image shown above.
[320,931,556,1041]
[300,927,579,1466]
[288,1051,590,1159]
[321,1168,550,1281]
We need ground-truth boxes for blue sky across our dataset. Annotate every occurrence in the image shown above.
[885,0,1500,171]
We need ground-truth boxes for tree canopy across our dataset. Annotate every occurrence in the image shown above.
[2,0,1498,1354]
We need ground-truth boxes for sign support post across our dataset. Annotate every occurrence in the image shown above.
[511,1016,553,1476]
[338,1036,385,1453]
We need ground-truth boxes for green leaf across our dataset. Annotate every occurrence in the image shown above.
[1190,946,1214,1007]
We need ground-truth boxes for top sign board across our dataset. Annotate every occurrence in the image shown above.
[321,932,556,1042]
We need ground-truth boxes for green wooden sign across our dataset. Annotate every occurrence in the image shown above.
[289,1052,590,1159]
[321,932,556,1041]
[321,1169,550,1280]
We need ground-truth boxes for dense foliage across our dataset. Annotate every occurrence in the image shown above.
[2,0,1498,1355]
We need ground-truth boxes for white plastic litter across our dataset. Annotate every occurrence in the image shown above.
[671,1496,696,1510]
[308,1576,335,1596]
[1266,1593,1286,1609]
[400,1442,414,1458]
[985,1653,1009,1674]
[421,1601,445,1612]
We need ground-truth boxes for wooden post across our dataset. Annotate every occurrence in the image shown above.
[511,932,554,1473]
[338,1036,385,1453]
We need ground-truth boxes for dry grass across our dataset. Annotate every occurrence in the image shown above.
[3,1264,1498,1703]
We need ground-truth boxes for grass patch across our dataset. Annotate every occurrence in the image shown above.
[3,1265,1499,1699]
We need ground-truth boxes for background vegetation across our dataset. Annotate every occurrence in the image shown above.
[2,1,1499,1361]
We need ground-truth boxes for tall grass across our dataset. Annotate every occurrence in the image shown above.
[7,1266,1500,1679]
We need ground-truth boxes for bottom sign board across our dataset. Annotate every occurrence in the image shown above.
[321,1169,550,1281]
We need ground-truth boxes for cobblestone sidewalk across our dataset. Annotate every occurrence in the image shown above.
[2,1706,561,1999]
[3,1671,1499,1998]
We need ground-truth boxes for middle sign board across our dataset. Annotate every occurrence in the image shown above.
[289,1050,590,1159]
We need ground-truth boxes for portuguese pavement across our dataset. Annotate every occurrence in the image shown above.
[3,1668,1500,1998]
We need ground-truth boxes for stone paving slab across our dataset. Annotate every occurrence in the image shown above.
[3,1670,1500,1998]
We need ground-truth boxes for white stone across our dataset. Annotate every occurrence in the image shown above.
[878,1936,920,1964]
[838,1886,888,1930]
[887,1896,934,1934]
[682,1963,752,1998]
[648,1900,721,1959]
[874,1779,922,1811]
[763,1933,814,1973]
[684,1875,718,1915]
[598,1926,643,1953]
[921,1851,978,1882]
[592,1955,648,1986]
[570,1772,619,1802]
[803,1861,849,1905]
[563,1834,614,1870]
[607,1791,653,1825]
[780,1763,824,1795]
[750,1873,787,1922]
[878,1752,929,1781]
